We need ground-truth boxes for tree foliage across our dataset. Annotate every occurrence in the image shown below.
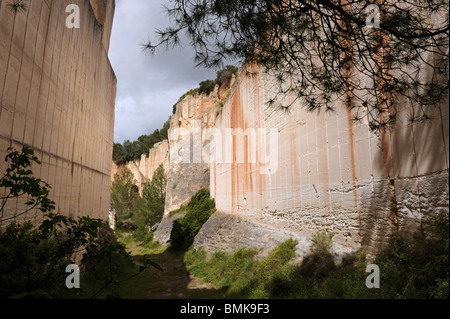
[170,188,216,251]
[216,65,239,87]
[145,0,449,131]
[0,146,55,223]
[111,165,167,242]
[0,213,113,299]
[110,168,139,226]
[113,119,171,164]
[199,79,217,95]
[132,164,168,237]
[174,65,239,103]
[0,146,160,299]
[199,65,239,94]
[7,0,29,14]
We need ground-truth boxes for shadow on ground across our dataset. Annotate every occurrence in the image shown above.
[115,248,233,299]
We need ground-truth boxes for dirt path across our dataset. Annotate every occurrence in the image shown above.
[118,235,220,299]
[128,250,219,299]
[137,252,190,299]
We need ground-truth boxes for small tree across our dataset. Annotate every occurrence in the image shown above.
[0,146,55,223]
[215,65,238,87]
[133,164,167,236]
[112,143,126,165]
[110,168,139,226]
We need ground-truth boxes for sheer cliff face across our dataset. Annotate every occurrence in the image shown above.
[204,59,448,255]
[120,37,447,256]
[153,58,448,255]
[151,85,226,244]
[0,0,116,226]
[163,88,224,214]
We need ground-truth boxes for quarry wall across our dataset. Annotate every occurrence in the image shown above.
[104,7,448,257]
[0,0,116,227]
[198,59,449,256]
[153,85,226,243]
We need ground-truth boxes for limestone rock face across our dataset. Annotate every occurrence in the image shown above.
[153,58,448,256]
[114,30,447,258]
[153,212,184,245]
[193,211,356,263]
[209,60,448,255]
[153,86,226,243]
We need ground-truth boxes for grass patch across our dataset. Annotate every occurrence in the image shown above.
[168,204,187,218]
[184,214,449,299]
[183,239,372,299]
[184,239,299,299]
[68,214,448,299]
[116,229,167,256]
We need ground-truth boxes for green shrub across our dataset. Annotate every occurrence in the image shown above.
[0,146,160,299]
[0,215,129,299]
[110,168,139,225]
[199,80,216,95]
[310,230,334,255]
[168,204,187,218]
[216,65,239,87]
[112,164,167,246]
[0,145,55,221]
[259,239,298,273]
[184,240,297,299]
[132,164,167,233]
[169,189,216,251]
[374,213,449,299]
[183,215,449,299]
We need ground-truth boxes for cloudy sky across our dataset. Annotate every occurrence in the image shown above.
[108,0,225,144]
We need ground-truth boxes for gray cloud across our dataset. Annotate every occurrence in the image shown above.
[109,0,222,144]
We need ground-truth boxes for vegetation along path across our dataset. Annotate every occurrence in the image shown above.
[115,236,223,299]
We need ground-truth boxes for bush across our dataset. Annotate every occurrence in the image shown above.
[184,215,450,300]
[374,213,449,299]
[310,230,334,255]
[216,65,239,87]
[173,65,239,113]
[260,238,298,272]
[184,239,298,298]
[0,146,161,299]
[169,189,216,251]
[0,215,126,299]
[110,168,139,225]
[298,249,336,281]
[199,80,216,95]
[0,147,130,298]
[0,145,55,221]
[112,164,167,247]
[132,164,167,234]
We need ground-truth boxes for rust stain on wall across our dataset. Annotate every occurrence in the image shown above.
[209,7,448,253]
[288,88,301,189]
[230,85,242,215]
[346,108,359,208]
[341,0,359,209]
[377,2,399,230]
[250,63,266,211]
